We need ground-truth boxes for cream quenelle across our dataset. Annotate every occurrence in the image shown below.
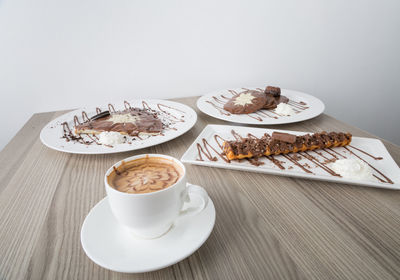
[98,131,125,146]
[329,158,376,182]
[275,103,295,116]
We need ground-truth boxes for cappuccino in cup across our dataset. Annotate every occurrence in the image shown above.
[107,156,184,194]
[105,154,209,239]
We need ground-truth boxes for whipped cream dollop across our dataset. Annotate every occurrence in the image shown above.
[330,158,376,182]
[275,103,295,116]
[98,131,125,146]
[108,113,141,124]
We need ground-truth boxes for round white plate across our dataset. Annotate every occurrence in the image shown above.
[197,87,325,125]
[40,99,197,154]
[81,195,216,273]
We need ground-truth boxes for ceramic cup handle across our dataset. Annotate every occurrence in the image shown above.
[178,183,209,219]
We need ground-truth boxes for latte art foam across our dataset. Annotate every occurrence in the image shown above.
[107,156,183,194]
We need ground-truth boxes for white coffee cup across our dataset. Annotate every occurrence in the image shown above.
[104,154,209,239]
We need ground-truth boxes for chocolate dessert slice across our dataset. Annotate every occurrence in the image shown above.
[75,108,163,136]
[223,131,352,160]
[263,86,289,110]
[223,90,267,114]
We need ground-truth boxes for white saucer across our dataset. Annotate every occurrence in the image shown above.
[81,194,216,273]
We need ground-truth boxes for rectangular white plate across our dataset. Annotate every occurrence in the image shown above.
[181,125,400,190]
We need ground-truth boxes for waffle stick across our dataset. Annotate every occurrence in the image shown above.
[223,131,352,160]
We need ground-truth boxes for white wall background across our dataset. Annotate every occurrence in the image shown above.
[1,0,399,151]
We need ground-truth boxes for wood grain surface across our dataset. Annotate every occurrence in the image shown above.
[1,96,400,280]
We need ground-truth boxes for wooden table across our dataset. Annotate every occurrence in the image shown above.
[1,96,400,280]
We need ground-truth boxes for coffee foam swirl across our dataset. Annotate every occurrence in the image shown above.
[108,157,183,194]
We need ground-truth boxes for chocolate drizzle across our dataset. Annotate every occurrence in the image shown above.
[247,114,263,121]
[108,104,116,113]
[206,101,231,116]
[73,116,81,126]
[60,101,189,147]
[196,138,230,163]
[266,156,285,170]
[288,100,309,110]
[348,145,383,160]
[86,134,101,145]
[247,158,264,166]
[228,90,239,96]
[194,130,394,184]
[231,130,243,141]
[206,87,309,121]
[212,96,226,104]
[327,147,346,158]
[157,103,185,122]
[214,135,226,150]
[255,111,278,120]
[302,151,340,177]
[124,101,132,110]
[82,111,90,122]
[62,122,92,145]
[323,148,339,159]
[283,154,313,173]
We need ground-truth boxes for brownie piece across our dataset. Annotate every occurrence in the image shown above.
[264,86,281,97]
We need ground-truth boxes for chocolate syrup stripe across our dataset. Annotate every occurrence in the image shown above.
[348,145,383,160]
[266,156,285,170]
[231,130,243,141]
[86,134,101,145]
[214,135,226,150]
[205,101,230,116]
[62,101,188,146]
[254,110,278,119]
[288,100,309,110]
[108,104,116,113]
[73,116,81,126]
[313,150,330,161]
[62,122,116,146]
[327,147,346,158]
[212,96,226,105]
[282,154,313,173]
[157,103,186,114]
[82,111,90,122]
[62,122,92,145]
[302,151,340,177]
[124,100,132,110]
[323,148,339,159]
[195,130,394,184]
[247,114,263,121]
[196,138,230,163]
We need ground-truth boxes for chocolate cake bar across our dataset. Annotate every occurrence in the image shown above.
[263,86,289,110]
[264,86,281,97]
[75,108,163,136]
[223,131,352,160]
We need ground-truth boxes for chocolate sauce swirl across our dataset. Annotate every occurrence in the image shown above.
[207,87,309,121]
[60,101,189,147]
[194,130,393,184]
